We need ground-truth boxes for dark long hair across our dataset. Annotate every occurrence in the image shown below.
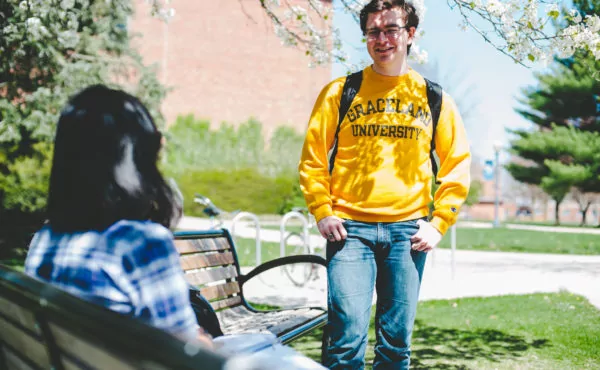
[47,85,177,232]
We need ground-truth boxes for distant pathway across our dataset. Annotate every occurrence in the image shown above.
[458,220,600,234]
[178,216,600,309]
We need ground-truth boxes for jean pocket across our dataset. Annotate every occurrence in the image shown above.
[340,218,356,231]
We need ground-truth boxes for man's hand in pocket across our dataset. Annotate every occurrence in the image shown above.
[410,219,442,252]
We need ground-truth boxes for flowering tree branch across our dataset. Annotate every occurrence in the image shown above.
[126,1,600,67]
[448,0,600,65]
[256,0,600,68]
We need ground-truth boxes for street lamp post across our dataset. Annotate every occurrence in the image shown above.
[493,141,502,228]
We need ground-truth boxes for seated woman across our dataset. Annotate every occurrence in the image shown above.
[25,85,210,345]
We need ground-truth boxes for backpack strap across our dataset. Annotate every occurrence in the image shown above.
[330,72,443,181]
[424,78,443,181]
[329,71,363,174]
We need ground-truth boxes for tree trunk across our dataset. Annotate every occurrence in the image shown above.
[554,199,561,226]
[579,201,591,226]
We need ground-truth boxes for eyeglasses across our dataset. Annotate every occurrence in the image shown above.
[365,26,410,41]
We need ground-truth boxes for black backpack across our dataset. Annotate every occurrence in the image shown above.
[189,286,224,338]
[328,71,443,180]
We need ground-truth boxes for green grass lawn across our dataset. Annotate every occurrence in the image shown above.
[437,227,600,255]
[5,226,597,269]
[265,225,600,256]
[289,292,600,369]
[233,237,300,266]
[4,248,597,368]
[474,219,599,229]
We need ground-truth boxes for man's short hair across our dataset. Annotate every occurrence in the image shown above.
[359,0,419,55]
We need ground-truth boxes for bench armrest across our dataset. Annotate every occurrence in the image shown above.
[239,255,327,286]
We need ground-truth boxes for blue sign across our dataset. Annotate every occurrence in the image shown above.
[483,159,494,181]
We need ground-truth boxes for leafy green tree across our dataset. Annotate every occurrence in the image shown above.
[0,0,166,257]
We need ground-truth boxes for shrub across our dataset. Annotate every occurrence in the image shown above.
[174,168,302,216]
[163,114,307,215]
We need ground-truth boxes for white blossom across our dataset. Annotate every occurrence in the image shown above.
[409,44,428,65]
[485,0,506,17]
[570,9,583,24]
[3,24,18,35]
[60,0,75,10]
[58,30,80,48]
[25,17,49,40]
[144,0,600,67]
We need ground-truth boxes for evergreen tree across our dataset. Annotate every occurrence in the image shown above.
[507,0,600,225]
[507,126,600,225]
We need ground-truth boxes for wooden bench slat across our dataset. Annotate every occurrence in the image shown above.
[175,238,232,255]
[0,264,229,370]
[218,307,327,337]
[211,296,242,311]
[0,317,50,369]
[2,346,38,370]
[173,230,328,352]
[200,282,240,301]
[180,252,235,271]
[184,265,238,286]
[0,296,40,335]
[50,323,137,370]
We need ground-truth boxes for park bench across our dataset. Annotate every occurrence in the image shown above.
[173,229,328,347]
[0,263,228,370]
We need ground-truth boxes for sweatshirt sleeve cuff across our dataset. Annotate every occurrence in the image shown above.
[313,204,333,223]
[429,216,450,236]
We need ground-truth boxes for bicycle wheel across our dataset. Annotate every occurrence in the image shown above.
[282,232,312,287]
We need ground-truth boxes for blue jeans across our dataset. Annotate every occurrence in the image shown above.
[324,219,427,370]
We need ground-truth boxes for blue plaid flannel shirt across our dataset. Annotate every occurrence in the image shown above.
[25,220,199,341]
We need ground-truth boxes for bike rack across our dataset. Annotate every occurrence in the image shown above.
[280,211,310,258]
[230,212,261,266]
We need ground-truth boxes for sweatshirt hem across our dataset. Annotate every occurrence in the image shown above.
[333,208,430,223]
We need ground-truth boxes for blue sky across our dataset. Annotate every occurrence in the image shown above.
[332,1,546,163]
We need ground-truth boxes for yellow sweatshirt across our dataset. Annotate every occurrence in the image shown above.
[298,67,471,236]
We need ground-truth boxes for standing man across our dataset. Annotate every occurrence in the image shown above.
[298,1,471,369]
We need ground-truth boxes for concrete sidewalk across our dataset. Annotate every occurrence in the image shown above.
[177,216,600,309]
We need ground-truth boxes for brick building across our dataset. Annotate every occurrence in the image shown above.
[129,2,599,226]
[467,164,600,226]
[129,0,332,133]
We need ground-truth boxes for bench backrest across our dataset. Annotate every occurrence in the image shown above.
[0,264,227,370]
[174,229,244,312]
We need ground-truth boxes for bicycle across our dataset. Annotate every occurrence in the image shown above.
[193,194,264,266]
[193,194,239,229]
[281,207,324,287]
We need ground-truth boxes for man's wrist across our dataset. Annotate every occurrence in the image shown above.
[429,216,449,236]
[313,204,333,223]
